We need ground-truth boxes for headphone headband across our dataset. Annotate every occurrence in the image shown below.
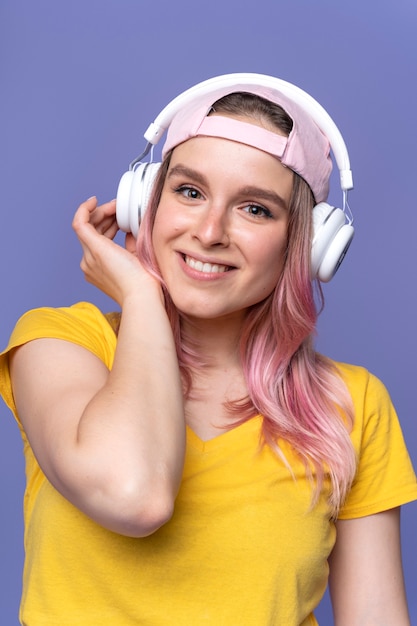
[117,72,355,282]
[140,73,353,193]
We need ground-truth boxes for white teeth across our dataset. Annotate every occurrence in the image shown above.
[185,256,229,273]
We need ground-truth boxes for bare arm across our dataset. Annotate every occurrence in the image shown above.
[329,507,410,625]
[10,197,186,537]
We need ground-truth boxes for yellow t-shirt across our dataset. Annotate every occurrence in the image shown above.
[1,302,416,626]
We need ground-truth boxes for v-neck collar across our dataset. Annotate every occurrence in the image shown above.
[186,414,263,453]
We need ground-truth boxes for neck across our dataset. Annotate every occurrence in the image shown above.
[181,312,244,369]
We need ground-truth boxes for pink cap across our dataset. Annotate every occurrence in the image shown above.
[162,84,332,203]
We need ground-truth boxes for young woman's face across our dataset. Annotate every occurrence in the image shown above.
[152,129,293,323]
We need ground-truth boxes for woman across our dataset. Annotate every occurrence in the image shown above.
[1,74,416,625]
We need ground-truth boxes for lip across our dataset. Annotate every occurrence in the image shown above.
[177,252,237,279]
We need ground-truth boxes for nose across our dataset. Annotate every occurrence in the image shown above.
[192,203,230,247]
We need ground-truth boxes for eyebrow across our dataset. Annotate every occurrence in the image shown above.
[238,186,288,211]
[167,164,208,187]
[167,164,289,210]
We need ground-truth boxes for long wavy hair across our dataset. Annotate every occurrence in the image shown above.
[137,92,356,516]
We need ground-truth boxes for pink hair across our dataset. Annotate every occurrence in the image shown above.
[137,95,356,516]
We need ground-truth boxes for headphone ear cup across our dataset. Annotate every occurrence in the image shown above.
[116,170,135,233]
[116,162,161,237]
[311,202,354,282]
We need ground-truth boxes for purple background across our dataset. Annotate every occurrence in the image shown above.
[1,1,416,623]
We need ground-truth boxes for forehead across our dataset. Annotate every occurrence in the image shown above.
[167,135,294,206]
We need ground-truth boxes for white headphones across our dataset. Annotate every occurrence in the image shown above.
[116,73,354,282]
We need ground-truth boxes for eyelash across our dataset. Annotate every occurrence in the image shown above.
[173,185,274,219]
[174,185,202,200]
[243,204,273,219]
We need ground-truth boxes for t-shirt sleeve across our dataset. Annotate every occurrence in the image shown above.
[0,302,117,420]
[337,364,417,519]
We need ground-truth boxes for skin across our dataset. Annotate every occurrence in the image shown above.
[153,135,293,439]
[9,126,411,623]
[329,508,410,625]
[153,136,292,325]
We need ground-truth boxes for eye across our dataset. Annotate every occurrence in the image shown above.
[175,185,203,200]
[243,204,273,218]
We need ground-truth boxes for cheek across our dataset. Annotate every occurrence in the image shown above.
[151,205,186,270]
[152,206,173,248]
[153,202,188,239]
[251,236,287,291]
[249,227,287,266]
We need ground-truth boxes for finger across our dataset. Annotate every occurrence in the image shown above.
[101,219,119,240]
[72,196,98,231]
[89,199,117,227]
[73,197,117,240]
[94,213,117,233]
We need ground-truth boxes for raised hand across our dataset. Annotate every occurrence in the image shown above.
[72,197,161,306]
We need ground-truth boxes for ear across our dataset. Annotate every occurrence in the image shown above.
[125,232,137,255]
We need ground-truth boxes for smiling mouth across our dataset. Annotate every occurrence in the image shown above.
[183,255,233,274]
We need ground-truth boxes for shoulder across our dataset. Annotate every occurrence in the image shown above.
[332,361,417,518]
[333,360,385,392]
[9,301,115,336]
[5,302,116,348]
[0,303,118,407]
[331,360,397,447]
[4,302,117,354]
[332,360,394,419]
